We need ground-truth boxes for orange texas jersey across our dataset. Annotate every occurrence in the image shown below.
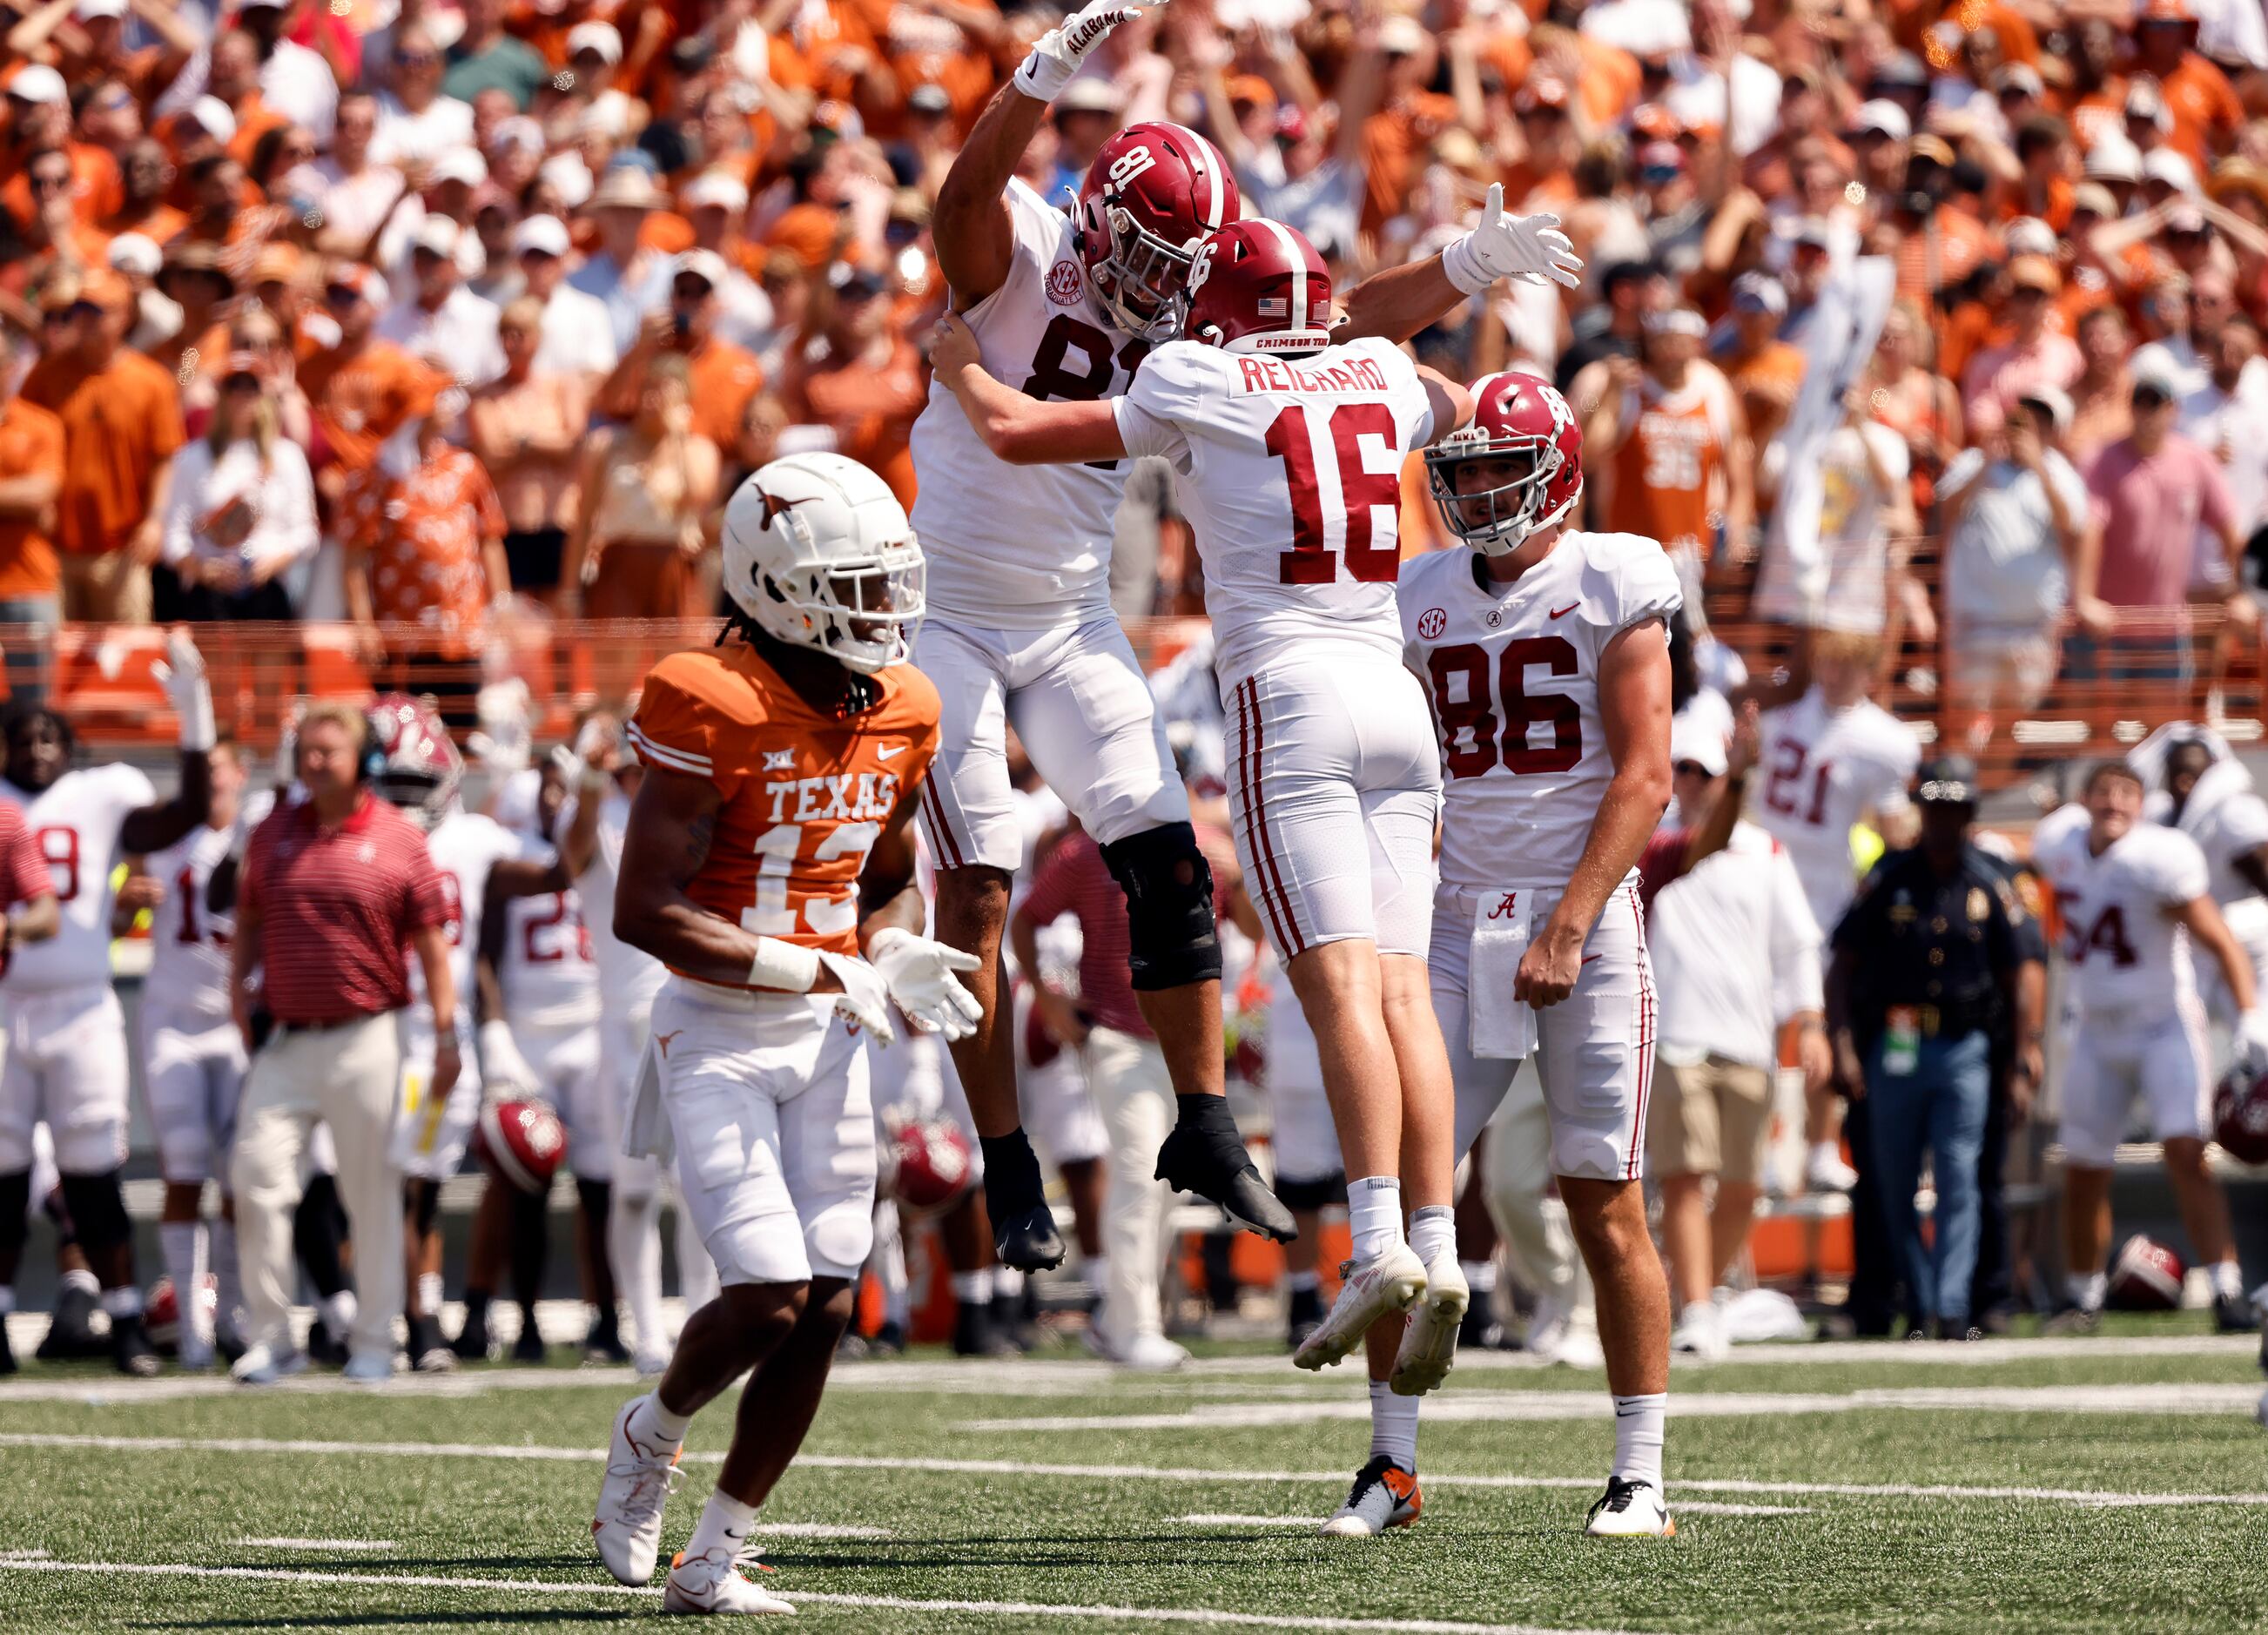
[628,643,941,975]
[1608,370,1734,558]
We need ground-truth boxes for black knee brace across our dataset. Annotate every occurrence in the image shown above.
[1100,823,1222,991]
[294,1174,349,1296]
[1274,1170,1348,1212]
[57,1171,131,1255]
[409,1178,441,1236]
[575,1177,612,1225]
[0,1169,29,1258]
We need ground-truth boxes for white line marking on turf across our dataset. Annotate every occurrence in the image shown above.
[1178,1514,1318,1527]
[749,1522,893,1539]
[1672,1503,1810,1517]
[958,1383,2265,1431]
[5,1431,2262,1510]
[0,1559,1632,1635]
[236,1537,399,1551]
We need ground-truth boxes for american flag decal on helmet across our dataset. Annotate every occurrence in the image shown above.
[1257,297,1289,316]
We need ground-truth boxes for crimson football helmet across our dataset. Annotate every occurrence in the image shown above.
[2107,1234,2187,1311]
[1183,218,1333,355]
[2215,1064,2268,1163]
[475,1097,568,1194]
[1424,371,1585,555]
[1073,122,1239,342]
[888,1117,974,1217]
[368,692,463,829]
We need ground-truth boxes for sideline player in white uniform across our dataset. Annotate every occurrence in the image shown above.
[933,216,1477,1383]
[2130,724,2268,1026]
[0,796,59,1376]
[1751,632,1921,1192]
[591,454,979,1614]
[1398,373,1681,1538]
[915,0,1581,1267]
[2030,763,2265,1336]
[0,631,214,1376]
[116,736,271,1369]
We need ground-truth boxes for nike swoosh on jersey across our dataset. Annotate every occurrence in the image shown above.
[878,743,907,760]
[1550,602,1580,619]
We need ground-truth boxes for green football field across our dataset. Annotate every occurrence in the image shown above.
[1,1317,2263,1634]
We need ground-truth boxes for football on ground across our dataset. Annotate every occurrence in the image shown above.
[0,1313,2261,1633]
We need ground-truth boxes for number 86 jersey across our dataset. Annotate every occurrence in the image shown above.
[629,643,941,979]
[1398,532,1681,893]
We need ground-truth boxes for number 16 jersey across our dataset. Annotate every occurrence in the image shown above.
[1398,533,1681,893]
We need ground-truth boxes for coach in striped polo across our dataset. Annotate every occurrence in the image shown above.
[227,701,459,1384]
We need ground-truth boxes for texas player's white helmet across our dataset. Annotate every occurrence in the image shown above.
[720,453,925,675]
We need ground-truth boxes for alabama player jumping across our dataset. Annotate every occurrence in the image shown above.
[915,0,1580,1267]
[2031,763,2265,1336]
[1400,373,1681,1538]
[591,453,980,1615]
[0,630,214,1376]
[933,216,1477,1389]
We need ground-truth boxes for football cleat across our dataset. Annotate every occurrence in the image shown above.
[1294,1244,1427,1373]
[515,1328,550,1366]
[1286,1283,1325,1353]
[1585,1477,1674,1537]
[1459,1291,1505,1353]
[1320,1455,1422,1537]
[177,1328,217,1373]
[663,1545,796,1615]
[0,1320,15,1376]
[1154,1111,1296,1244]
[408,1315,457,1373]
[111,1313,160,1378]
[1669,1300,1728,1362]
[230,1343,309,1386]
[865,1320,906,1359]
[634,1345,674,1378]
[1390,1250,1469,1396]
[594,1396,686,1585]
[1803,1145,1858,1194]
[37,1281,104,1359]
[343,1351,394,1383]
[1084,1326,1188,1371]
[951,1300,1021,1360]
[306,1322,349,1367]
[586,1320,633,1367]
[2214,1289,2256,1335]
[453,1310,497,1362]
[2041,1303,2102,1337]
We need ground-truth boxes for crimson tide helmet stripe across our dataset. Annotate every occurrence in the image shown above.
[1255,219,1308,333]
[1185,125,1231,230]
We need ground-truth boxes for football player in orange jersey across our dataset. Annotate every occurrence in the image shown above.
[591,454,980,1617]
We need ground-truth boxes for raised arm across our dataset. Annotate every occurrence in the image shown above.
[119,631,215,855]
[928,313,1128,464]
[1337,182,1583,346]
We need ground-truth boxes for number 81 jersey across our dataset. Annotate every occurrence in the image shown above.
[1399,532,1681,892]
[629,643,941,976]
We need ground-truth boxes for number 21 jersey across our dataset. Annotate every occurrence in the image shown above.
[1399,532,1681,892]
[2030,803,2208,1015]
[1752,689,1921,937]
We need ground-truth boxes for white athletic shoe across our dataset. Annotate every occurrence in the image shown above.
[634,1346,673,1378]
[1294,1244,1428,1373]
[594,1396,686,1585]
[1804,1144,1858,1194]
[342,1350,395,1383]
[1390,1250,1468,1396]
[1529,1307,1605,1370]
[663,1545,797,1615]
[230,1344,307,1386]
[1084,1327,1188,1371]
[1319,1455,1423,1537]
[1670,1301,1728,1362]
[1585,1477,1675,1537]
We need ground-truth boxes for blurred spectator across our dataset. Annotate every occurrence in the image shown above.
[1757,387,1915,637]
[1865,302,1962,513]
[600,249,763,448]
[2174,313,2268,559]
[1580,307,1750,571]
[158,350,317,622]
[2068,305,2137,464]
[375,217,503,387]
[468,296,589,602]
[509,214,617,382]
[1961,257,2083,431]
[778,262,922,506]
[442,0,549,111]
[562,353,717,623]
[2081,362,2251,620]
[1720,272,1803,454]
[372,22,474,167]
[300,264,441,506]
[569,165,672,356]
[0,347,64,702]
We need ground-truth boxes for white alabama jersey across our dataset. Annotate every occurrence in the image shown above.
[567,789,668,1022]
[2031,804,2209,1015]
[407,807,520,1039]
[911,175,1215,628]
[2145,759,2268,908]
[1115,335,1436,691]
[1399,532,1682,893]
[498,837,600,1031]
[138,790,274,1021]
[1751,688,1921,936]
[1,764,153,994]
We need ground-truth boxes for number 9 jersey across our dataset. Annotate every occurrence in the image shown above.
[1399,531,1682,893]
[629,643,941,976]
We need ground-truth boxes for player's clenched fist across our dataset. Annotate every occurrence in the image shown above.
[868,927,985,1040]
[1014,0,1165,103]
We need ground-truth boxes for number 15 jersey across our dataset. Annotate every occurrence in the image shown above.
[1114,336,1437,694]
[1399,533,1681,893]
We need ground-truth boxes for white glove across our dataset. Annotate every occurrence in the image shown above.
[151,629,215,752]
[867,926,984,1041]
[2238,1009,2268,1076]
[817,948,897,1047]
[1441,184,1585,294]
[1013,0,1160,104]
[479,1019,540,1100]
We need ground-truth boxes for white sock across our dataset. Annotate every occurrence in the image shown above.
[59,1268,98,1298]
[1462,1258,1497,1295]
[676,1203,718,1314]
[610,1191,666,1352]
[1808,1140,1841,1167]
[2211,1259,2245,1300]
[1348,1176,1404,1263]
[1285,1269,1320,1294]
[159,1221,209,1341]
[877,1210,910,1328]
[951,1269,993,1304]
[416,1271,443,1316]
[683,1489,759,1564]
[2067,1272,2107,1312]
[1612,1392,1666,1490]
[1408,1205,1455,1268]
[211,1216,241,1335]
[320,1289,358,1342]
[993,1265,1025,1300]
[629,1392,691,1449]
[1368,1378,1419,1472]
[1083,1254,1108,1296]
[100,1284,144,1320]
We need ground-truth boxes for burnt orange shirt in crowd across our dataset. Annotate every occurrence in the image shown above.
[20,345,184,556]
[628,641,940,968]
[342,446,503,649]
[0,141,122,231]
[1607,369,1734,558]
[784,336,923,506]
[690,339,767,450]
[300,339,441,474]
[1728,339,1807,444]
[2160,54,2244,164]
[0,397,65,598]
[1361,92,1458,234]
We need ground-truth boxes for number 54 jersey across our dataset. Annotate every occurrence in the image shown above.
[629,643,941,974]
[1399,532,1682,893]
[2029,802,2209,1017]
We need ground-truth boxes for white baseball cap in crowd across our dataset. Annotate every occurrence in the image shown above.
[2142,147,2199,193]
[511,213,572,259]
[1669,717,1728,778]
[2014,385,2073,434]
[674,248,731,292]
[7,64,69,105]
[188,94,238,143]
[76,0,128,21]
[566,20,623,63]
[410,215,462,259]
[681,170,750,213]
[107,232,162,279]
[428,147,488,189]
[1849,98,1913,143]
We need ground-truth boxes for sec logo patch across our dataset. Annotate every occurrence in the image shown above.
[1046,259,1085,306]
[1417,607,1448,639]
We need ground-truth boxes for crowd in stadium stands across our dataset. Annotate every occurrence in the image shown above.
[0,0,2265,717]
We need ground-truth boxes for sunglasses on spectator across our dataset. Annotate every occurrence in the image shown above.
[2133,384,2172,406]
[397,50,440,68]
[672,276,714,299]
[324,285,361,307]
[411,246,448,264]
[222,372,262,392]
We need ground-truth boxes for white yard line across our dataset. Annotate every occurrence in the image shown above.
[1672,1503,1809,1517]
[0,1558,1632,1635]
[1178,1515,1320,1528]
[3,1430,2263,1509]
[234,1537,399,1551]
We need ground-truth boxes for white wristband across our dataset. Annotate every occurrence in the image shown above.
[1439,232,1491,297]
[178,677,217,753]
[748,936,822,992]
